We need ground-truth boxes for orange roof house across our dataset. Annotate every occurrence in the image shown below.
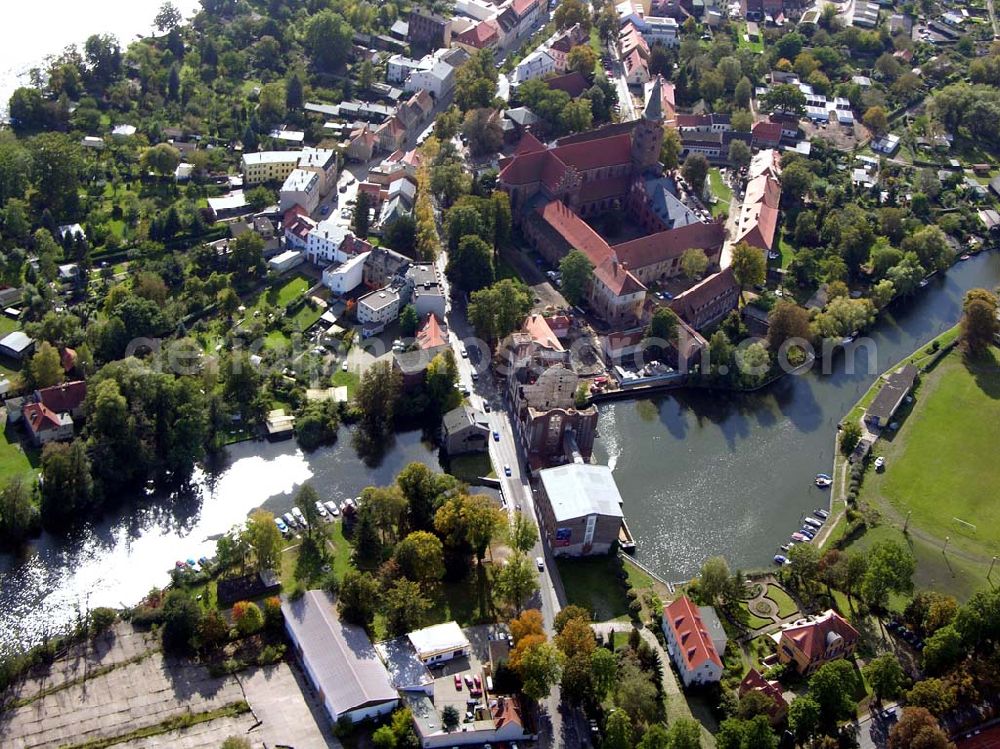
[662,596,723,687]
[776,610,859,675]
[739,669,789,725]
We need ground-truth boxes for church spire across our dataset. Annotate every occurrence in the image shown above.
[643,76,664,121]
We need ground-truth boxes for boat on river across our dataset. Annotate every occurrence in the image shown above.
[815,474,832,487]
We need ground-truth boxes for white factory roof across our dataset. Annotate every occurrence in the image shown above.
[243,150,301,165]
[0,331,34,354]
[406,621,469,660]
[538,464,625,522]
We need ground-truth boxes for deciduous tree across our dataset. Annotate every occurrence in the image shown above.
[559,249,594,306]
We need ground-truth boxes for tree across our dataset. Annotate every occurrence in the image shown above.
[462,108,503,157]
[0,477,40,543]
[295,483,323,543]
[590,647,616,698]
[647,306,679,344]
[872,279,896,309]
[454,50,498,111]
[788,694,821,743]
[141,144,181,177]
[840,422,862,455]
[446,235,494,292]
[555,617,596,659]
[767,301,812,352]
[232,600,264,636]
[788,542,821,591]
[383,578,432,636]
[154,2,182,32]
[862,540,915,610]
[681,248,709,280]
[561,98,593,134]
[730,109,753,133]
[463,494,506,563]
[246,509,283,573]
[399,305,419,338]
[494,551,539,612]
[395,531,445,584]
[285,73,304,111]
[517,640,564,700]
[468,279,533,342]
[353,190,372,238]
[39,440,93,527]
[863,653,906,702]
[863,106,889,137]
[960,289,999,355]
[338,570,380,629]
[554,0,592,31]
[29,133,83,219]
[902,225,953,272]
[728,139,752,170]
[508,512,539,553]
[384,215,417,256]
[735,77,753,108]
[889,708,953,749]
[221,738,251,749]
[161,589,202,653]
[616,663,661,725]
[304,10,352,72]
[567,45,597,77]
[559,249,594,306]
[353,361,402,459]
[603,710,635,749]
[23,341,65,390]
[560,653,595,704]
[682,153,709,196]
[441,704,460,732]
[922,624,964,674]
[762,83,806,115]
[906,678,957,717]
[731,242,767,299]
[808,659,858,720]
[699,556,730,603]
[662,128,682,170]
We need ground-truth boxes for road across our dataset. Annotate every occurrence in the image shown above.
[436,252,586,748]
[607,41,638,122]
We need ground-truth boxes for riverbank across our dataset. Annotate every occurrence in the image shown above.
[822,326,1000,602]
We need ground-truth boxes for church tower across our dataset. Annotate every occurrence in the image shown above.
[631,77,666,174]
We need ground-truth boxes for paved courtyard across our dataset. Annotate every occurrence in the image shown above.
[0,623,340,749]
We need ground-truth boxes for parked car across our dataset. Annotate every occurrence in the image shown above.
[493,430,500,441]
[454,674,462,690]
[536,556,544,571]
[504,465,512,476]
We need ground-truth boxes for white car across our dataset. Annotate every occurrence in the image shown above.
[536,557,544,571]
[874,456,886,470]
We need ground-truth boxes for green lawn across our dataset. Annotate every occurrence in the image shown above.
[263,329,290,351]
[447,452,493,484]
[0,427,39,485]
[739,602,774,630]
[764,584,798,618]
[862,348,1000,556]
[0,317,20,336]
[330,369,360,396]
[290,303,323,331]
[735,22,765,53]
[556,555,631,621]
[708,168,731,217]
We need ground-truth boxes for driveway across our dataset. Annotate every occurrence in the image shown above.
[242,662,342,749]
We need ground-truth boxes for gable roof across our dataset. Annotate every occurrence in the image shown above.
[281,590,398,716]
[779,609,859,662]
[545,71,590,98]
[613,221,724,270]
[752,120,783,144]
[23,402,72,434]
[456,19,499,48]
[416,313,447,349]
[36,381,87,414]
[739,669,789,716]
[668,268,738,323]
[522,314,565,352]
[664,595,723,671]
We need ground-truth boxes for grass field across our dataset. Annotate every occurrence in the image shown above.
[862,348,1000,556]
[708,168,731,217]
[0,427,39,485]
[557,556,631,621]
[330,369,360,395]
[764,584,798,618]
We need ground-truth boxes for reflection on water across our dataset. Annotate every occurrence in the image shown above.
[596,251,1000,582]
[0,430,439,654]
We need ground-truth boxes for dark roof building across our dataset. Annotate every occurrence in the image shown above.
[865,364,918,429]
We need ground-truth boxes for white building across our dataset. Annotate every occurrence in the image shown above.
[268,249,305,273]
[358,287,401,327]
[662,596,724,687]
[280,168,321,214]
[513,48,556,84]
[270,127,306,145]
[322,251,369,295]
[406,621,471,665]
[387,54,432,84]
[404,60,455,98]
[242,151,302,185]
[634,16,680,46]
[111,124,136,140]
[297,147,338,196]
[282,590,399,725]
[306,219,356,265]
[536,464,625,557]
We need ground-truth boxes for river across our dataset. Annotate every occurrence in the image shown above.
[1,253,998,654]
[595,250,1000,582]
[0,0,201,115]
[0,430,442,655]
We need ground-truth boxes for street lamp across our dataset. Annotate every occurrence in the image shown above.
[943,536,950,554]
[903,510,912,533]
[989,556,998,579]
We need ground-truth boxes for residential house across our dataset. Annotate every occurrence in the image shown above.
[405,263,446,319]
[775,609,859,675]
[547,24,587,72]
[668,268,740,330]
[536,463,625,556]
[404,61,455,98]
[282,590,399,725]
[376,117,408,154]
[23,403,74,445]
[662,596,724,687]
[364,246,412,289]
[545,71,590,98]
[322,251,370,295]
[346,125,378,163]
[442,405,491,455]
[358,287,401,330]
[751,121,782,149]
[284,206,318,251]
[454,19,500,53]
[242,151,302,184]
[623,47,650,86]
[739,669,789,725]
[279,169,321,214]
[406,621,471,664]
[513,48,556,85]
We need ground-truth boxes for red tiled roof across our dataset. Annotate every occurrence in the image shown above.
[623,48,647,75]
[668,267,738,322]
[536,200,610,263]
[514,131,546,155]
[595,255,645,296]
[752,121,782,144]
[499,132,631,189]
[735,173,781,251]
[23,402,66,434]
[780,610,859,662]
[676,114,711,128]
[739,669,788,717]
[416,313,447,349]
[545,72,589,98]
[512,0,537,17]
[522,314,564,352]
[492,696,523,730]
[457,19,498,48]
[613,221,725,270]
[664,596,723,670]
[578,175,631,203]
[37,381,86,414]
[552,134,632,172]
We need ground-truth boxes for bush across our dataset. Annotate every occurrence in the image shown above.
[90,607,117,635]
[263,596,283,633]
[233,601,264,636]
[257,643,286,665]
[131,606,165,628]
[628,599,643,618]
